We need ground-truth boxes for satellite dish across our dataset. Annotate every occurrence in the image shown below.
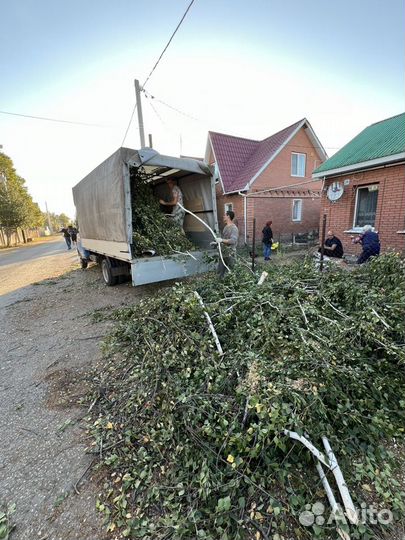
[327,182,344,202]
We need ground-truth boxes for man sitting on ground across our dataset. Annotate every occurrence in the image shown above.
[319,230,344,258]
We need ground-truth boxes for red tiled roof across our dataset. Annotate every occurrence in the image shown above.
[209,119,304,193]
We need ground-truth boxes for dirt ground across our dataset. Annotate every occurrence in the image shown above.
[0,247,157,539]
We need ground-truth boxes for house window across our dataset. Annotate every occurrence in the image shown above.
[224,203,233,214]
[354,185,379,228]
[292,199,302,221]
[291,153,306,177]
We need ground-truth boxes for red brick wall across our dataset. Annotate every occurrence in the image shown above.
[246,196,321,242]
[319,164,405,255]
[253,127,323,191]
[245,127,324,242]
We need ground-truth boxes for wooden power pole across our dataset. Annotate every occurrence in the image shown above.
[134,79,146,148]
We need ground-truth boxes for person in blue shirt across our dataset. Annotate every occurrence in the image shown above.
[353,225,380,264]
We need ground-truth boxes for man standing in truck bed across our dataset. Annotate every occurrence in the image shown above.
[159,178,185,229]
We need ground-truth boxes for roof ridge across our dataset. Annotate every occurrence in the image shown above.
[259,118,306,142]
[210,118,306,145]
[369,112,405,127]
[209,131,260,143]
[233,120,305,189]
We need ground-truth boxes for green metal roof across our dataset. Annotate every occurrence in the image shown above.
[314,113,405,175]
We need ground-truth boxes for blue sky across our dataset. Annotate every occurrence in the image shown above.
[1,0,404,217]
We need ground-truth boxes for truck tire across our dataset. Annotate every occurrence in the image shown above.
[101,258,118,286]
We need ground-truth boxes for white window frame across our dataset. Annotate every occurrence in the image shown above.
[224,202,233,213]
[291,152,306,177]
[292,199,303,222]
[352,184,379,230]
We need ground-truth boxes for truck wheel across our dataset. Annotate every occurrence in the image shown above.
[101,258,118,286]
[80,258,88,269]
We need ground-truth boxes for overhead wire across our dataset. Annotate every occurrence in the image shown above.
[121,103,138,147]
[145,95,166,126]
[143,89,198,121]
[0,109,105,127]
[121,0,197,146]
[142,0,196,89]
[141,90,340,152]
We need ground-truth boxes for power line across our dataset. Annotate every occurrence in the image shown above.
[143,90,198,121]
[146,96,166,126]
[0,109,105,127]
[121,0,196,145]
[143,91,339,152]
[142,0,196,89]
[121,103,138,147]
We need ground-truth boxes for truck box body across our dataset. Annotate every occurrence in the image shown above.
[72,147,219,285]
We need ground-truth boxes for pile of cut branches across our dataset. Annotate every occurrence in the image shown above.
[131,167,194,256]
[88,254,405,539]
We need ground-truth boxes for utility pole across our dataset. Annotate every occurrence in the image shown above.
[45,201,53,234]
[134,79,146,148]
[148,133,153,148]
[319,213,327,272]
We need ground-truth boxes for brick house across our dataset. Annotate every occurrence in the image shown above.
[204,118,327,244]
[313,113,405,255]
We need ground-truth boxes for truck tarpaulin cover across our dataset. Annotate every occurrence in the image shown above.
[72,148,134,242]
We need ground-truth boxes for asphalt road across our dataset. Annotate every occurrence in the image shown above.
[0,237,78,304]
[0,238,147,539]
[0,237,70,266]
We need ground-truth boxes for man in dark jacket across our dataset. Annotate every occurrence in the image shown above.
[262,221,273,261]
[353,225,380,264]
[61,228,72,250]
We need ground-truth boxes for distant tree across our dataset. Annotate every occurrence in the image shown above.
[46,212,73,232]
[26,201,45,228]
[58,213,71,228]
[0,152,45,245]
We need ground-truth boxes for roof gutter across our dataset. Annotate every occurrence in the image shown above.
[243,177,319,197]
[238,191,248,244]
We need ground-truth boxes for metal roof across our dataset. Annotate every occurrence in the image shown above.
[313,113,405,176]
[209,119,327,193]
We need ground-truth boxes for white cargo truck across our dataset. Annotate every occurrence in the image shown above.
[72,147,219,286]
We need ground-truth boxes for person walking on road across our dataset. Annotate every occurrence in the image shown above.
[68,225,78,246]
[61,228,72,250]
